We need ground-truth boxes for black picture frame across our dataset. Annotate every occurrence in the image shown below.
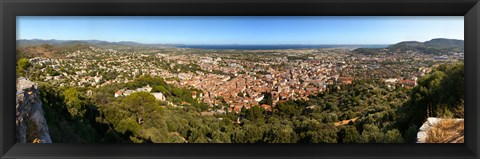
[1,0,479,159]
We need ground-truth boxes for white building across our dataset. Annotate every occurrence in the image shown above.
[151,92,166,101]
[384,78,398,83]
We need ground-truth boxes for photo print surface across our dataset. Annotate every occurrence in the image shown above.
[16,16,464,143]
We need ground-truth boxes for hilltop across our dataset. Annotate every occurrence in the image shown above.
[18,38,464,58]
[17,39,177,49]
[388,38,463,54]
[353,38,464,55]
[16,39,181,59]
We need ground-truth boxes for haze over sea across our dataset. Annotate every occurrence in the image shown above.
[176,44,389,50]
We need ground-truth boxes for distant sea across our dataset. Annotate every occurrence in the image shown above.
[176,44,389,50]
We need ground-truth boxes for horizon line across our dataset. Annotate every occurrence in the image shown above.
[15,38,393,46]
[16,38,465,46]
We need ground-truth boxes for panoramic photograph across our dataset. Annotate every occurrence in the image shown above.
[15,16,464,144]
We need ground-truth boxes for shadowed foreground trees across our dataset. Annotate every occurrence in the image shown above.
[396,62,464,142]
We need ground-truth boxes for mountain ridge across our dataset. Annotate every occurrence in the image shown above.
[17,39,177,49]
[17,38,464,54]
[387,38,463,54]
[353,38,463,55]
[17,39,391,48]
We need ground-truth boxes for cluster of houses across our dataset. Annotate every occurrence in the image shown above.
[384,77,417,88]
[26,46,456,116]
[337,77,354,85]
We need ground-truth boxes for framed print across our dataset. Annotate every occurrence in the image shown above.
[1,0,479,159]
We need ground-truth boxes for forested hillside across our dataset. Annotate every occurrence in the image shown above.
[387,38,464,54]
[353,38,464,55]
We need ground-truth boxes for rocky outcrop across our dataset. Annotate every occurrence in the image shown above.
[417,117,464,143]
[16,77,52,143]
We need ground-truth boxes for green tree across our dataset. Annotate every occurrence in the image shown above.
[438,63,464,117]
[63,88,86,118]
[123,92,162,125]
[360,124,384,143]
[383,129,403,143]
[259,92,273,106]
[153,85,170,95]
[403,124,419,143]
[237,92,244,97]
[232,129,246,143]
[211,131,231,143]
[17,58,31,77]
[396,62,464,137]
[100,91,163,143]
[188,129,208,143]
[265,124,298,143]
[242,124,264,143]
[276,102,296,117]
[337,125,360,143]
[245,106,264,121]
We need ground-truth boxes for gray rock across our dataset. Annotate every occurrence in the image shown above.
[16,77,52,143]
[417,117,464,143]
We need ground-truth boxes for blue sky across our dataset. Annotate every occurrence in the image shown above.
[17,16,464,45]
